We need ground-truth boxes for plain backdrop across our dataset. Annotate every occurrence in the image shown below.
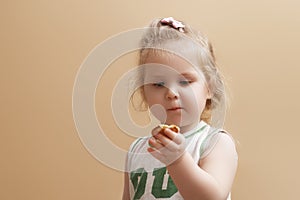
[1,0,300,199]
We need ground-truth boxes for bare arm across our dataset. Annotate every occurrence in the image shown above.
[122,172,130,200]
[166,133,238,200]
[122,152,130,200]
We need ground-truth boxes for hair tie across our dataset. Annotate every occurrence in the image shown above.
[160,17,185,33]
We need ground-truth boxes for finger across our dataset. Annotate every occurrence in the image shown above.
[155,133,173,146]
[154,134,181,152]
[173,132,185,145]
[148,137,164,149]
[151,126,163,137]
[155,134,185,153]
[163,128,185,145]
[147,147,165,161]
[163,128,178,140]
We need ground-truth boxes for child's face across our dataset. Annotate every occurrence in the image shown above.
[143,53,211,132]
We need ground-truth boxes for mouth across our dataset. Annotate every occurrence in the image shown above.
[167,107,183,111]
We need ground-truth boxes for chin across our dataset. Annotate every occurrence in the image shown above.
[164,119,183,127]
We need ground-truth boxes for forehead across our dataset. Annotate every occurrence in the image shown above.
[142,37,205,70]
[143,52,200,76]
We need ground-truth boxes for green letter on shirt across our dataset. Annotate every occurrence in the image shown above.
[151,167,178,198]
[130,168,148,199]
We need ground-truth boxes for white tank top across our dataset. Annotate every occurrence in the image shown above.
[126,121,231,200]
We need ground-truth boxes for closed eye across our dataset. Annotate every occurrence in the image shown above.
[152,82,165,87]
[179,80,192,86]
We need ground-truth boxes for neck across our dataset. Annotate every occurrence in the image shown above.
[179,121,201,134]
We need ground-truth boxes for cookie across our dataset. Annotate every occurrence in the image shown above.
[158,124,180,133]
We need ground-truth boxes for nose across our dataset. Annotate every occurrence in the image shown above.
[165,86,179,100]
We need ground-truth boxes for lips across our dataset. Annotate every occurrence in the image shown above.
[167,107,183,111]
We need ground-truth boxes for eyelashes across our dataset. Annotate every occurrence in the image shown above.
[152,82,165,87]
[179,80,192,85]
[151,80,193,87]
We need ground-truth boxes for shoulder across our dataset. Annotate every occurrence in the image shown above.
[200,128,237,160]
[199,130,238,172]
[128,136,150,153]
[214,132,237,156]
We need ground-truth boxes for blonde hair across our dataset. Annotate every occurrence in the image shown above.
[131,17,226,125]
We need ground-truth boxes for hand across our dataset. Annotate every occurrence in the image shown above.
[148,126,186,166]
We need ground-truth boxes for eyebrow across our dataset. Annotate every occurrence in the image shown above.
[180,72,199,78]
[145,71,200,79]
[145,75,165,79]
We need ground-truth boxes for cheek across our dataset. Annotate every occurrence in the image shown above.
[143,86,161,105]
[143,86,167,122]
[184,86,208,110]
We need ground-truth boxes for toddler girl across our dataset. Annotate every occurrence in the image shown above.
[122,17,238,200]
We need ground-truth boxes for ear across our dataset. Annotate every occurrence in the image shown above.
[206,82,213,99]
[140,85,147,101]
[206,90,213,99]
[140,86,150,108]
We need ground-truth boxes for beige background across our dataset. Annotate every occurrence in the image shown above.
[1,0,300,199]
